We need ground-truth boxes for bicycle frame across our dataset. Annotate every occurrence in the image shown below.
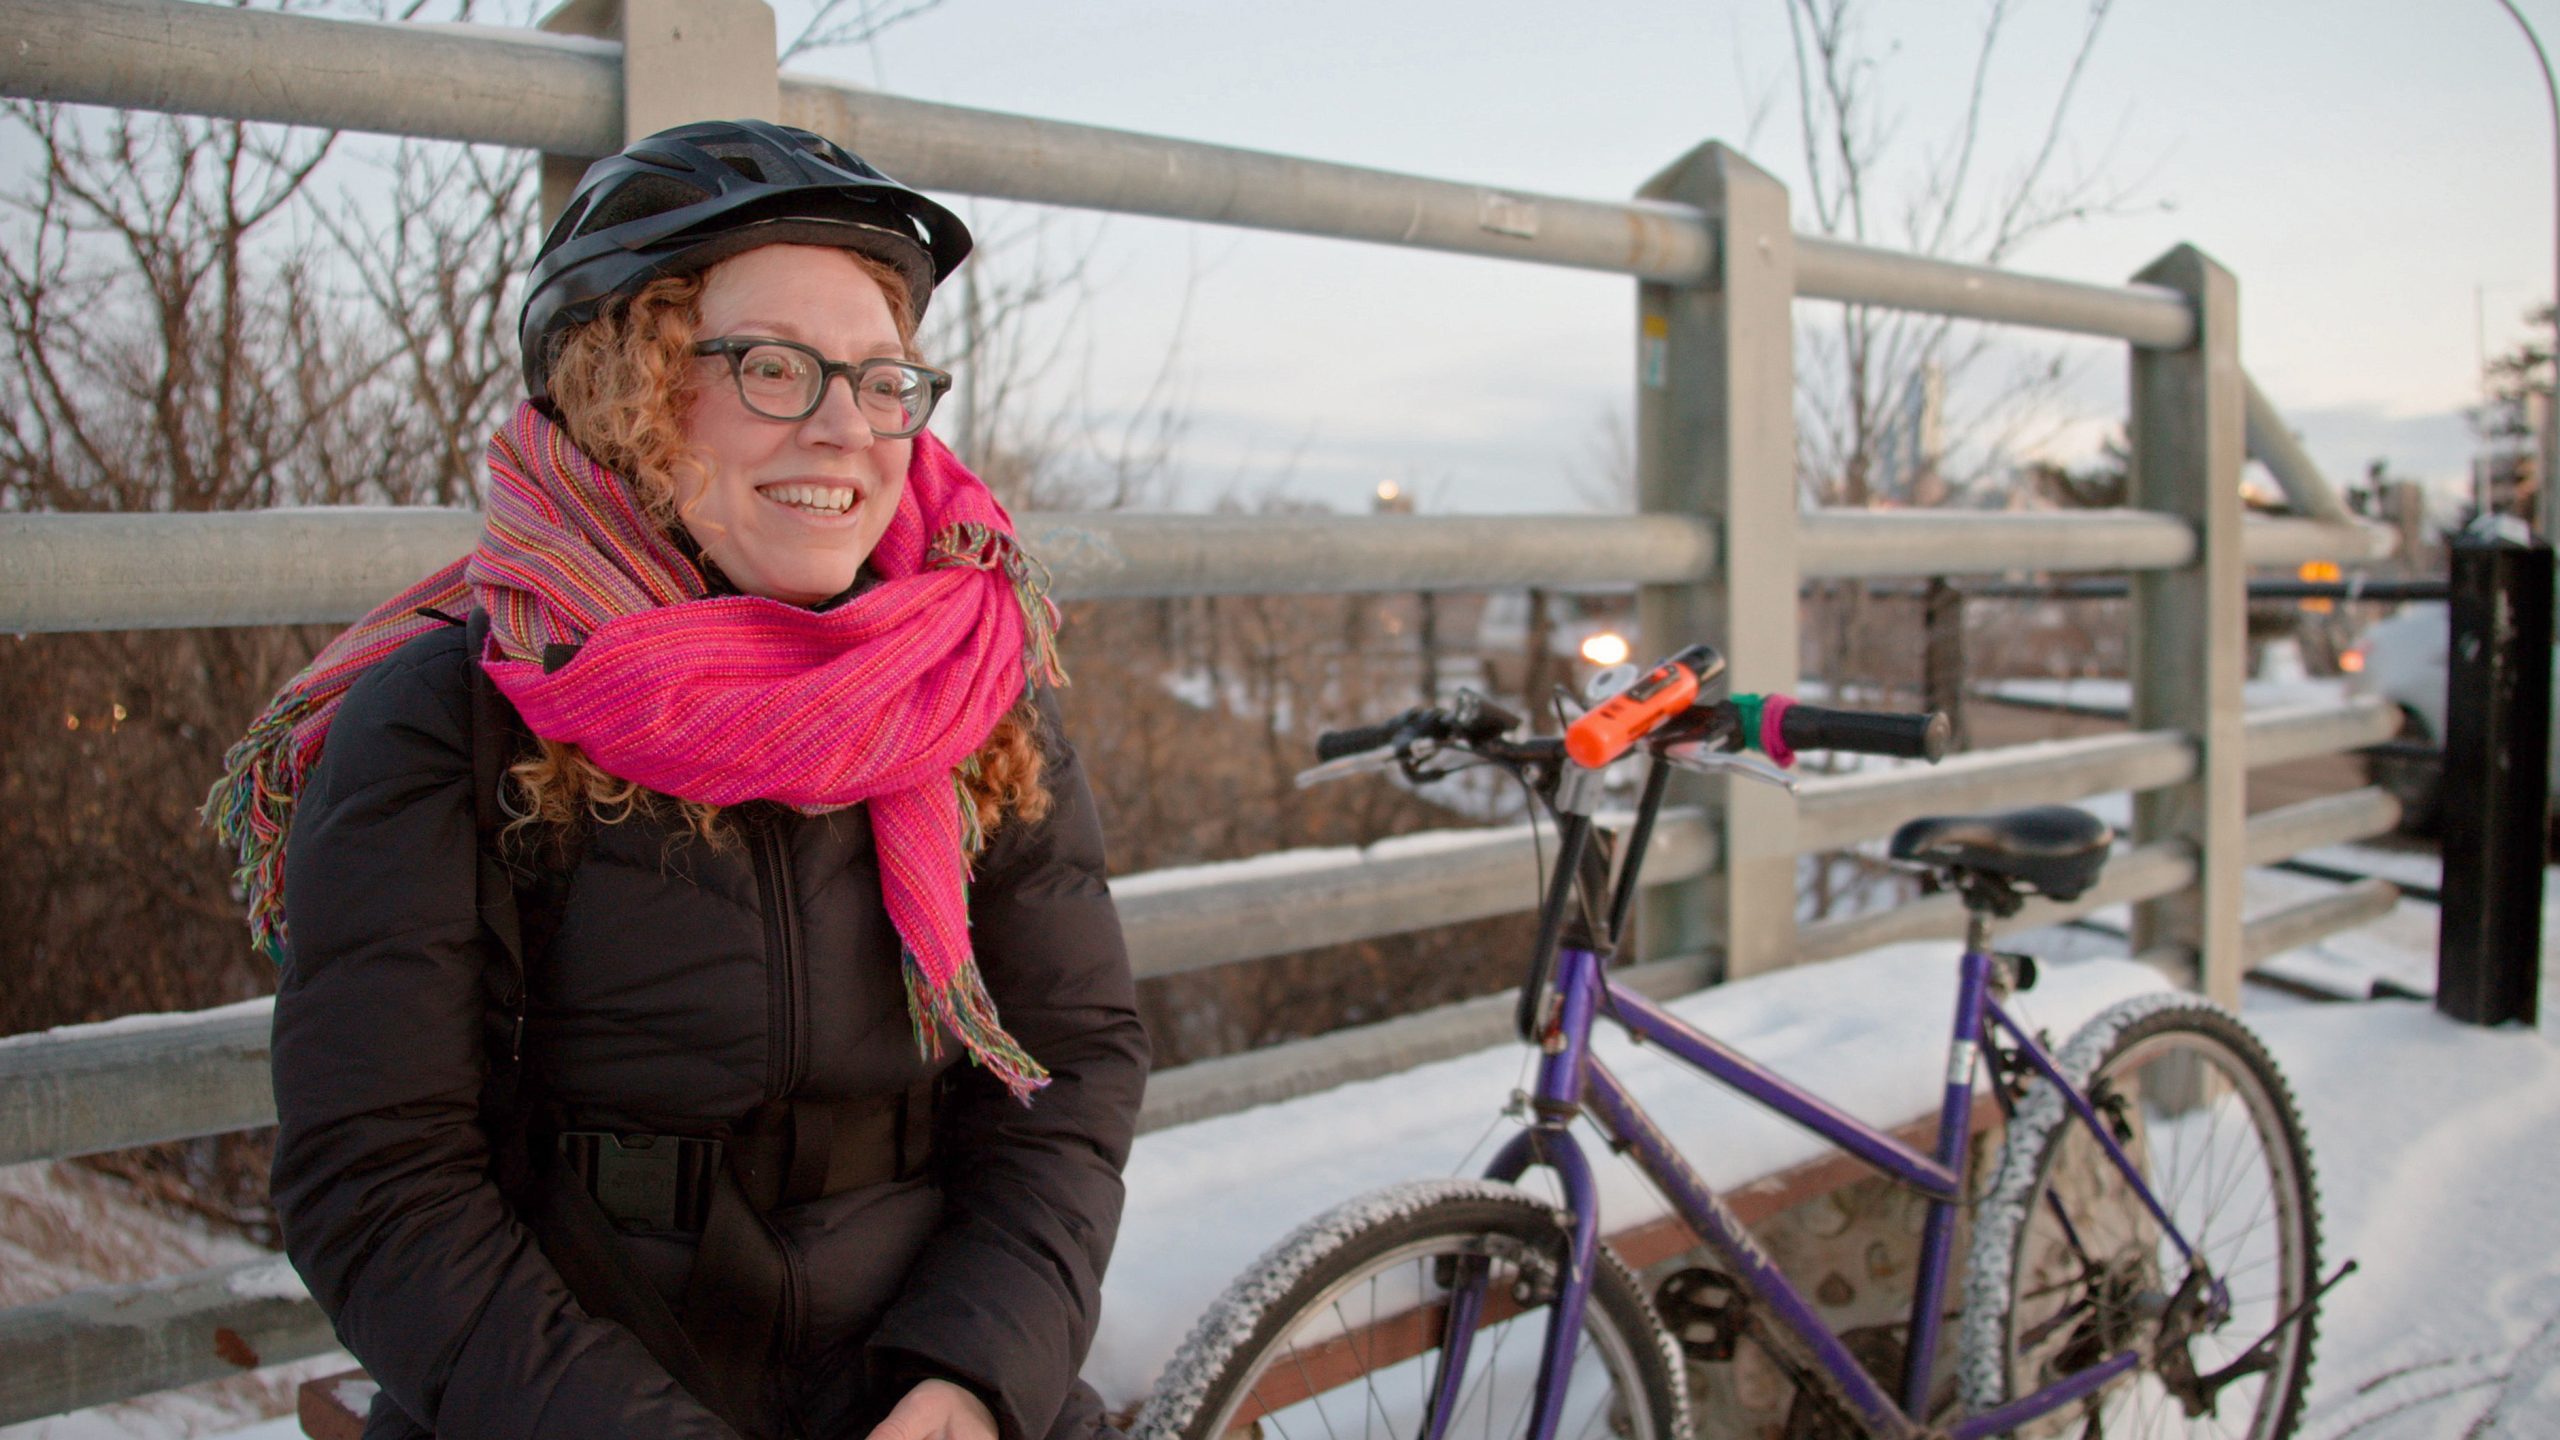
[1438,811,2207,1440]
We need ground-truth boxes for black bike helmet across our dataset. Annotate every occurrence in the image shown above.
[520,118,971,401]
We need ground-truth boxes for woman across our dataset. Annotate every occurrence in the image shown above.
[207,120,1148,1440]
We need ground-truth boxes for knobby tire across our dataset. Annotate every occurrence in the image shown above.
[1135,1179,1690,1440]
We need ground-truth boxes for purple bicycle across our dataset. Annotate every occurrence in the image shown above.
[1136,643,2333,1440]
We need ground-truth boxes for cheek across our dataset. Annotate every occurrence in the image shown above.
[683,393,769,493]
[868,441,912,518]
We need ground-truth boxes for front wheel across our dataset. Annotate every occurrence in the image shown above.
[1135,1179,1690,1440]
[1957,995,2321,1438]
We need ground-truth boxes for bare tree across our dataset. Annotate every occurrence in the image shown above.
[780,0,949,65]
[1786,0,2143,512]
[310,138,538,506]
[0,100,523,1234]
[1768,0,2154,936]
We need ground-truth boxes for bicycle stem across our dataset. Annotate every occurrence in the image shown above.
[1514,760,1618,1043]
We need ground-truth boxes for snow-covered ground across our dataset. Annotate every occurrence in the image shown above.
[9,855,2553,1440]
[2262,997,2560,1435]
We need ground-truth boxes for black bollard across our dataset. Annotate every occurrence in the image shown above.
[2436,524,2552,1026]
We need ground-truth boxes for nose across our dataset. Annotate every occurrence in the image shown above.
[798,370,879,449]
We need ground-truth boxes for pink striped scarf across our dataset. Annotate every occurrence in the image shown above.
[206,402,1063,1099]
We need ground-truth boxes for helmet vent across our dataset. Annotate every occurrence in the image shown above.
[583,174,716,235]
[540,194,594,255]
[699,141,777,184]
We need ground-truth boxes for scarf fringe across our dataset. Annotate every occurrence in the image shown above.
[903,949,1052,1104]
[929,521,1069,689]
[952,768,989,859]
[200,695,313,963]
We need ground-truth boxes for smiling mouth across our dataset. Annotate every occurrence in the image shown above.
[759,482,863,517]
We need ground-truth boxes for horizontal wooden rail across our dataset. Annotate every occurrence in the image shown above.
[1793,236,2192,347]
[1121,813,1714,981]
[2243,786,2402,865]
[0,511,1712,632]
[1795,731,2192,852]
[0,999,275,1172]
[2243,697,2400,768]
[3,508,2395,634]
[2243,878,2402,968]
[0,1255,337,1429]
[10,0,2206,345]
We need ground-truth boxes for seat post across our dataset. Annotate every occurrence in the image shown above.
[1963,907,1994,958]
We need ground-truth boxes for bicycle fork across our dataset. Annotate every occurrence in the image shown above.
[1427,943,1606,1440]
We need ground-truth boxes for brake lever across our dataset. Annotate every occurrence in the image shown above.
[1658,743,1800,792]
[1293,748,1403,789]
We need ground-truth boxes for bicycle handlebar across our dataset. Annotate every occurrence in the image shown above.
[1311,640,1948,782]
[1314,694,1527,762]
[1777,703,1951,762]
[1315,712,1416,761]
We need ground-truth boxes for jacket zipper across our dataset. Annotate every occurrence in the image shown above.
[750,812,806,1101]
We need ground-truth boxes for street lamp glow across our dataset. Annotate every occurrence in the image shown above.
[1580,631,1631,667]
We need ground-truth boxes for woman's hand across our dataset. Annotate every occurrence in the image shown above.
[867,1378,998,1440]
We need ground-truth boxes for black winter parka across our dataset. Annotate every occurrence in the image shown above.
[270,624,1148,1440]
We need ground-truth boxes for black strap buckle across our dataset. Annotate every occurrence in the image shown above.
[558,1131,723,1233]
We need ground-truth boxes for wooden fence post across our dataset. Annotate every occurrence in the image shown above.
[1636,144,1799,983]
[2127,245,2246,1003]
[538,0,781,223]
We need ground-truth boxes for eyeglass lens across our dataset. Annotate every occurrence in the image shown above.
[731,343,935,434]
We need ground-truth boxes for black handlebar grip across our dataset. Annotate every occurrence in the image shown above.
[1779,704,1952,762]
[1316,714,1414,761]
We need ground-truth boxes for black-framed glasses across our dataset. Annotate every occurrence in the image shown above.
[691,336,952,438]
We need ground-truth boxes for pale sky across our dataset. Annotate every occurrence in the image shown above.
[796,0,2557,515]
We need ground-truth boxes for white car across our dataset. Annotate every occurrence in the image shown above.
[2345,600,2560,831]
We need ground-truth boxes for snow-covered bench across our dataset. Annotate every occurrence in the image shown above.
[300,947,2169,1437]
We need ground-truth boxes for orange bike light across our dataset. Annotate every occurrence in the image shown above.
[1565,654,1702,768]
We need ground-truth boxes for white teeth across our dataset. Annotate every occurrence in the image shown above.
[762,484,859,515]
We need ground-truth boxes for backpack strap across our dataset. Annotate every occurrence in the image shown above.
[465,607,531,1074]
[454,609,759,1436]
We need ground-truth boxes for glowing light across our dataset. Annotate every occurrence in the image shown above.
[1375,481,1401,503]
[2340,649,2366,674]
[1580,631,1631,667]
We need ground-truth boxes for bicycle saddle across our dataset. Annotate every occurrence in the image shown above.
[1888,805,2114,902]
